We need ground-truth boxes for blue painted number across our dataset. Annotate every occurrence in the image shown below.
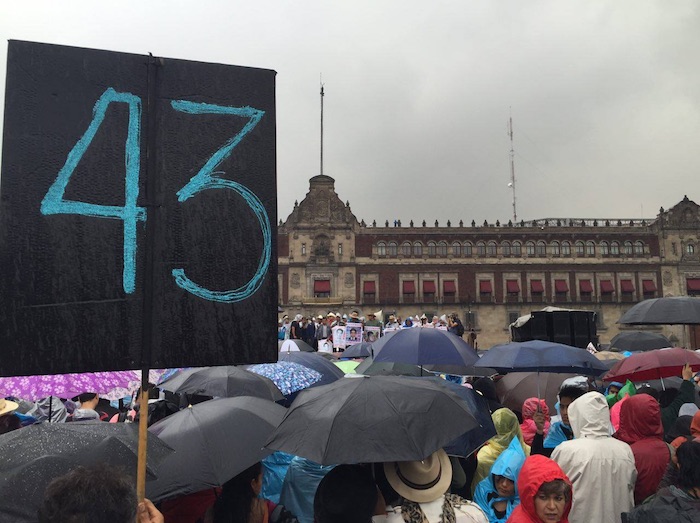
[170,100,271,303]
[40,88,145,294]
[41,90,271,304]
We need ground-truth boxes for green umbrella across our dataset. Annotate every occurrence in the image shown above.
[333,360,360,374]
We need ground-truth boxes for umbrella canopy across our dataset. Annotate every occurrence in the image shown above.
[475,340,608,376]
[278,339,315,352]
[372,328,479,368]
[341,342,373,359]
[0,422,173,523]
[157,366,283,401]
[0,369,166,401]
[594,351,627,370]
[609,331,672,352]
[265,376,480,465]
[333,360,360,374]
[435,379,497,458]
[603,347,700,382]
[495,372,578,413]
[147,396,286,501]
[277,351,345,386]
[618,296,700,325]
[355,357,424,377]
[248,362,322,395]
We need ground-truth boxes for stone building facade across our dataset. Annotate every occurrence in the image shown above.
[278,175,700,349]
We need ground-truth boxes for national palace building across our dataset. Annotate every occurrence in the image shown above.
[277,175,700,349]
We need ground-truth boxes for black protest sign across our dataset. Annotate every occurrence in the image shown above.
[0,41,277,376]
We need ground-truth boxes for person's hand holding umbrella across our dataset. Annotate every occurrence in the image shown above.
[137,499,164,523]
[682,362,694,382]
[533,407,546,437]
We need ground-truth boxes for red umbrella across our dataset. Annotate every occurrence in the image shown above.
[603,347,700,382]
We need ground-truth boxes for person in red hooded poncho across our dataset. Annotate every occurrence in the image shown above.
[613,394,670,505]
[506,455,572,523]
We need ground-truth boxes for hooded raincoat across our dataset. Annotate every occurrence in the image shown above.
[471,409,530,495]
[505,455,572,523]
[474,437,527,522]
[520,398,550,447]
[551,392,636,523]
[614,394,670,504]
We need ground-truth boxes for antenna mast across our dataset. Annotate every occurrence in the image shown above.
[320,77,325,176]
[508,110,517,223]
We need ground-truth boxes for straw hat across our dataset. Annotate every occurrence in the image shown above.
[350,311,360,320]
[0,398,19,417]
[384,449,452,503]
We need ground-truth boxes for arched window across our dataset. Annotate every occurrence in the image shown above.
[550,241,560,256]
[451,242,461,256]
[428,241,437,256]
[634,241,644,255]
[561,241,571,256]
[401,242,411,256]
[600,241,609,255]
[476,241,486,256]
[526,241,535,256]
[413,242,423,256]
[387,242,398,256]
[536,241,546,256]
[575,241,585,256]
[437,241,448,256]
[377,242,386,256]
[610,241,620,255]
[463,242,473,256]
[623,241,633,255]
[586,241,595,256]
[687,244,696,255]
[501,241,511,257]
[487,241,497,256]
[512,241,522,256]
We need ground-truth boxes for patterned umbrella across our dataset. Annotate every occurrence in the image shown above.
[248,362,322,395]
[0,369,168,401]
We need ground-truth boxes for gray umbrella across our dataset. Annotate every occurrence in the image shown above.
[609,331,672,352]
[147,396,286,501]
[355,356,424,377]
[158,366,283,401]
[264,375,479,465]
[0,422,173,523]
[618,296,700,325]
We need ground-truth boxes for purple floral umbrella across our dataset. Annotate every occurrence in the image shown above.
[0,369,169,401]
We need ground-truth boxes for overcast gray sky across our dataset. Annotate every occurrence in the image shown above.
[1,0,698,225]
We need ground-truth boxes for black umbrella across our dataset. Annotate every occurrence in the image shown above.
[355,356,424,377]
[264,375,480,464]
[341,342,373,359]
[278,339,315,352]
[158,366,283,401]
[147,396,286,502]
[435,378,497,458]
[618,296,700,325]
[609,331,671,352]
[0,422,173,523]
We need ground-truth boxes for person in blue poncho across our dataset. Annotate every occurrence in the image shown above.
[474,437,526,522]
[531,386,586,458]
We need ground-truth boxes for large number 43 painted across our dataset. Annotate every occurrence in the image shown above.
[40,87,272,303]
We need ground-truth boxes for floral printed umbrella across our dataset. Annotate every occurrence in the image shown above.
[0,369,169,401]
[247,362,322,395]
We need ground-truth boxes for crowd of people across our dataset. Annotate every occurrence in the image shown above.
[2,335,700,522]
[279,310,477,349]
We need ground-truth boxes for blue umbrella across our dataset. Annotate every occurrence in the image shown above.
[277,351,345,387]
[248,362,322,395]
[372,328,478,368]
[341,342,373,359]
[474,340,607,376]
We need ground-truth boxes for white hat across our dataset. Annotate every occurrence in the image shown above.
[0,398,19,417]
[384,449,452,503]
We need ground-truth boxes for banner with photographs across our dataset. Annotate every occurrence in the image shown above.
[332,326,346,350]
[364,326,381,343]
[344,322,363,345]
